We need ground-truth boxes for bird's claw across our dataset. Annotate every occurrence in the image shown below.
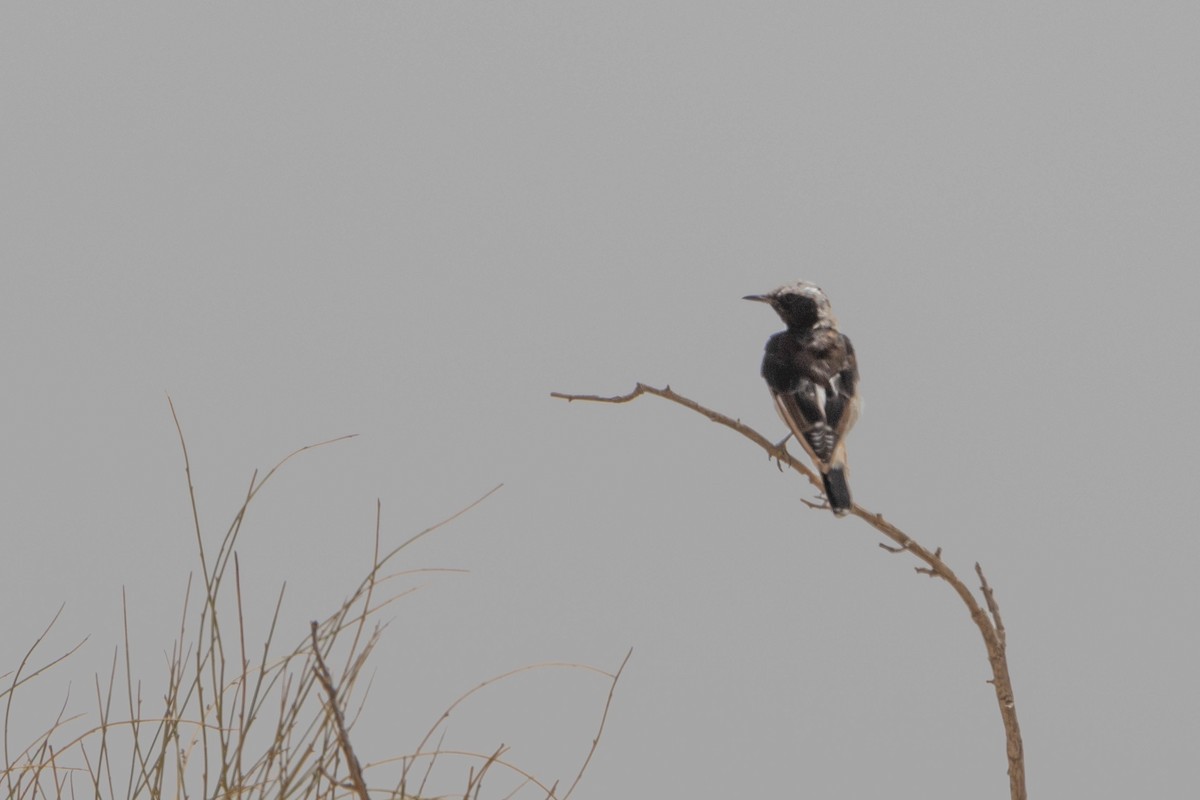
[770,433,792,471]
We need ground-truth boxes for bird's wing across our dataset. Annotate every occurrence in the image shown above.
[773,333,860,468]
[774,382,839,465]
[826,334,860,441]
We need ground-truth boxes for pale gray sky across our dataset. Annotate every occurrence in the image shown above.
[3,3,1198,798]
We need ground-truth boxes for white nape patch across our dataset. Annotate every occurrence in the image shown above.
[771,280,826,300]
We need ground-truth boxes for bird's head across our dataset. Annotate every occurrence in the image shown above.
[743,281,837,331]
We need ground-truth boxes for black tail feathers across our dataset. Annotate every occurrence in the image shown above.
[822,467,852,517]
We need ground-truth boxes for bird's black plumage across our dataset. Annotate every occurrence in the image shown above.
[745,282,860,516]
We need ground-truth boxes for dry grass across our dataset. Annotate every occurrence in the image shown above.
[1,403,626,800]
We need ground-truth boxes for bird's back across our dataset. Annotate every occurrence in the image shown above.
[762,328,860,463]
[761,329,857,394]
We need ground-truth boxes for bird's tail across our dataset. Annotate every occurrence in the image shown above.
[822,467,852,517]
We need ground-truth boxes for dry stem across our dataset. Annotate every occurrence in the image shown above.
[309,622,370,800]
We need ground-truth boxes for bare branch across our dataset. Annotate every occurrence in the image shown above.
[552,384,823,488]
[552,383,1026,800]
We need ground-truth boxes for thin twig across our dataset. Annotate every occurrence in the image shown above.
[402,660,614,790]
[562,648,632,800]
[977,563,1007,647]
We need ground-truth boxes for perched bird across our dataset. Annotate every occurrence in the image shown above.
[744,282,860,516]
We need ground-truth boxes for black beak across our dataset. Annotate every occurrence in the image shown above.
[742,294,772,304]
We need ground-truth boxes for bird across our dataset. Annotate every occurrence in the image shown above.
[744,282,860,516]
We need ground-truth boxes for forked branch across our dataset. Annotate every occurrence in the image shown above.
[310,622,370,800]
[551,382,1026,800]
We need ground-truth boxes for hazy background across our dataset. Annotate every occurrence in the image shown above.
[3,3,1198,797]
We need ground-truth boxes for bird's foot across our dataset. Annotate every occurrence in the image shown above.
[770,434,792,472]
